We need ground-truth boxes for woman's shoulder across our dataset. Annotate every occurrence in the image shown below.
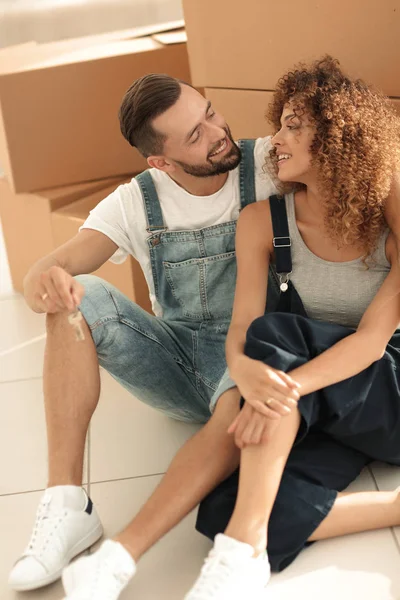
[241,197,272,215]
[237,199,274,250]
[238,198,273,227]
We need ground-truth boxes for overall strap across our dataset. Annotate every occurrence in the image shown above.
[238,139,256,209]
[135,171,167,233]
[269,195,292,291]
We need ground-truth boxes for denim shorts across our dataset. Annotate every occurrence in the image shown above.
[209,368,237,413]
[76,274,230,424]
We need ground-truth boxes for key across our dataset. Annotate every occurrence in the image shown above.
[68,310,85,342]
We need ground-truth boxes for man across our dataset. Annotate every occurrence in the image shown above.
[7,74,278,591]
[8,75,400,600]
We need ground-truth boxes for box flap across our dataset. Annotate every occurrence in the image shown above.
[152,30,187,45]
[57,179,131,219]
[9,37,163,72]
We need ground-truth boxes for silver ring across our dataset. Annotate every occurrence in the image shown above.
[41,293,49,301]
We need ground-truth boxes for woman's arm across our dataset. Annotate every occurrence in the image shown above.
[289,234,400,395]
[384,171,400,259]
[226,201,300,417]
[226,201,271,370]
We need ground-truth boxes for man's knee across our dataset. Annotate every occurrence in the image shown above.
[210,387,241,426]
[75,275,119,325]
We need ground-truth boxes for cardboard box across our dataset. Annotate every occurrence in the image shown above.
[51,185,152,312]
[206,88,400,139]
[205,88,274,139]
[183,0,400,96]
[0,176,124,292]
[38,19,185,51]
[0,34,191,192]
[0,20,185,73]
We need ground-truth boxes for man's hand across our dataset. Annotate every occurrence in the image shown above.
[24,265,85,314]
[228,402,281,449]
[230,355,301,418]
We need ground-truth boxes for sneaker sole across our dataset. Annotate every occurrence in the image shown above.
[9,520,104,592]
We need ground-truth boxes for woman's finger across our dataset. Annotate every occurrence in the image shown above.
[263,387,299,409]
[264,397,292,416]
[277,369,301,390]
[267,370,300,400]
[240,415,259,446]
[248,418,266,445]
[252,400,282,419]
[234,411,253,449]
[227,413,241,434]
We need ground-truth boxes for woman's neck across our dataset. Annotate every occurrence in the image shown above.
[295,185,326,219]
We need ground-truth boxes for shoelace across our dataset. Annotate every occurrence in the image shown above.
[188,552,237,599]
[24,494,68,560]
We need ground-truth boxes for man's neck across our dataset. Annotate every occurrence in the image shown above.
[168,171,229,197]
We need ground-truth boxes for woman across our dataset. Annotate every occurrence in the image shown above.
[187,56,400,599]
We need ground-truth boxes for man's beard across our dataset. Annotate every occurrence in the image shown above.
[175,128,242,178]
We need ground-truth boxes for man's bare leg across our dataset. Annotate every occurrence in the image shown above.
[115,389,241,560]
[9,312,103,592]
[44,311,100,486]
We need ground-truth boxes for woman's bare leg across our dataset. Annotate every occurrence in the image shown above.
[310,487,400,540]
[224,409,301,554]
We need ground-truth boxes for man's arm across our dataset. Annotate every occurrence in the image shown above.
[24,229,118,313]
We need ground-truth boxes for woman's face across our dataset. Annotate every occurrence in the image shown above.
[271,104,316,183]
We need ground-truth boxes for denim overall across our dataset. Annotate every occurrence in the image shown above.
[77,140,257,423]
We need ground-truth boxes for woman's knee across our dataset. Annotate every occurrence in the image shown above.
[247,312,298,343]
[245,312,311,367]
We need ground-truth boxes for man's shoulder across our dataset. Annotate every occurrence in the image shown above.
[235,136,272,151]
[254,136,273,158]
[234,136,272,171]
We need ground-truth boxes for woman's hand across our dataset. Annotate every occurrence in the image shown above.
[230,355,301,418]
[228,402,281,449]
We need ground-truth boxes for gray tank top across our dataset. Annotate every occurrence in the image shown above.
[284,193,391,328]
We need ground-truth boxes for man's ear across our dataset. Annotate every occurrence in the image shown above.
[147,156,175,173]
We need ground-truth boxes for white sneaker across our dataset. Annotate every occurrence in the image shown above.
[8,487,103,591]
[184,534,270,600]
[62,539,136,599]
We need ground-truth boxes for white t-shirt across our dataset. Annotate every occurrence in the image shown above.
[82,137,276,316]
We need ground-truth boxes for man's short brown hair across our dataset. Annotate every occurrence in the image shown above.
[119,73,189,158]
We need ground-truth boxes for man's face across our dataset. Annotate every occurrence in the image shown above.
[151,85,241,177]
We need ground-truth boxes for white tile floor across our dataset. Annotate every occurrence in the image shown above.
[2,246,400,598]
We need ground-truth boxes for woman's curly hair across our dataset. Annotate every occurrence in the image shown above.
[266,56,400,257]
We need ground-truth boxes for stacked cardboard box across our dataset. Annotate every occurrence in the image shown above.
[0,20,191,309]
[0,176,123,293]
[0,22,189,192]
[183,0,400,138]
